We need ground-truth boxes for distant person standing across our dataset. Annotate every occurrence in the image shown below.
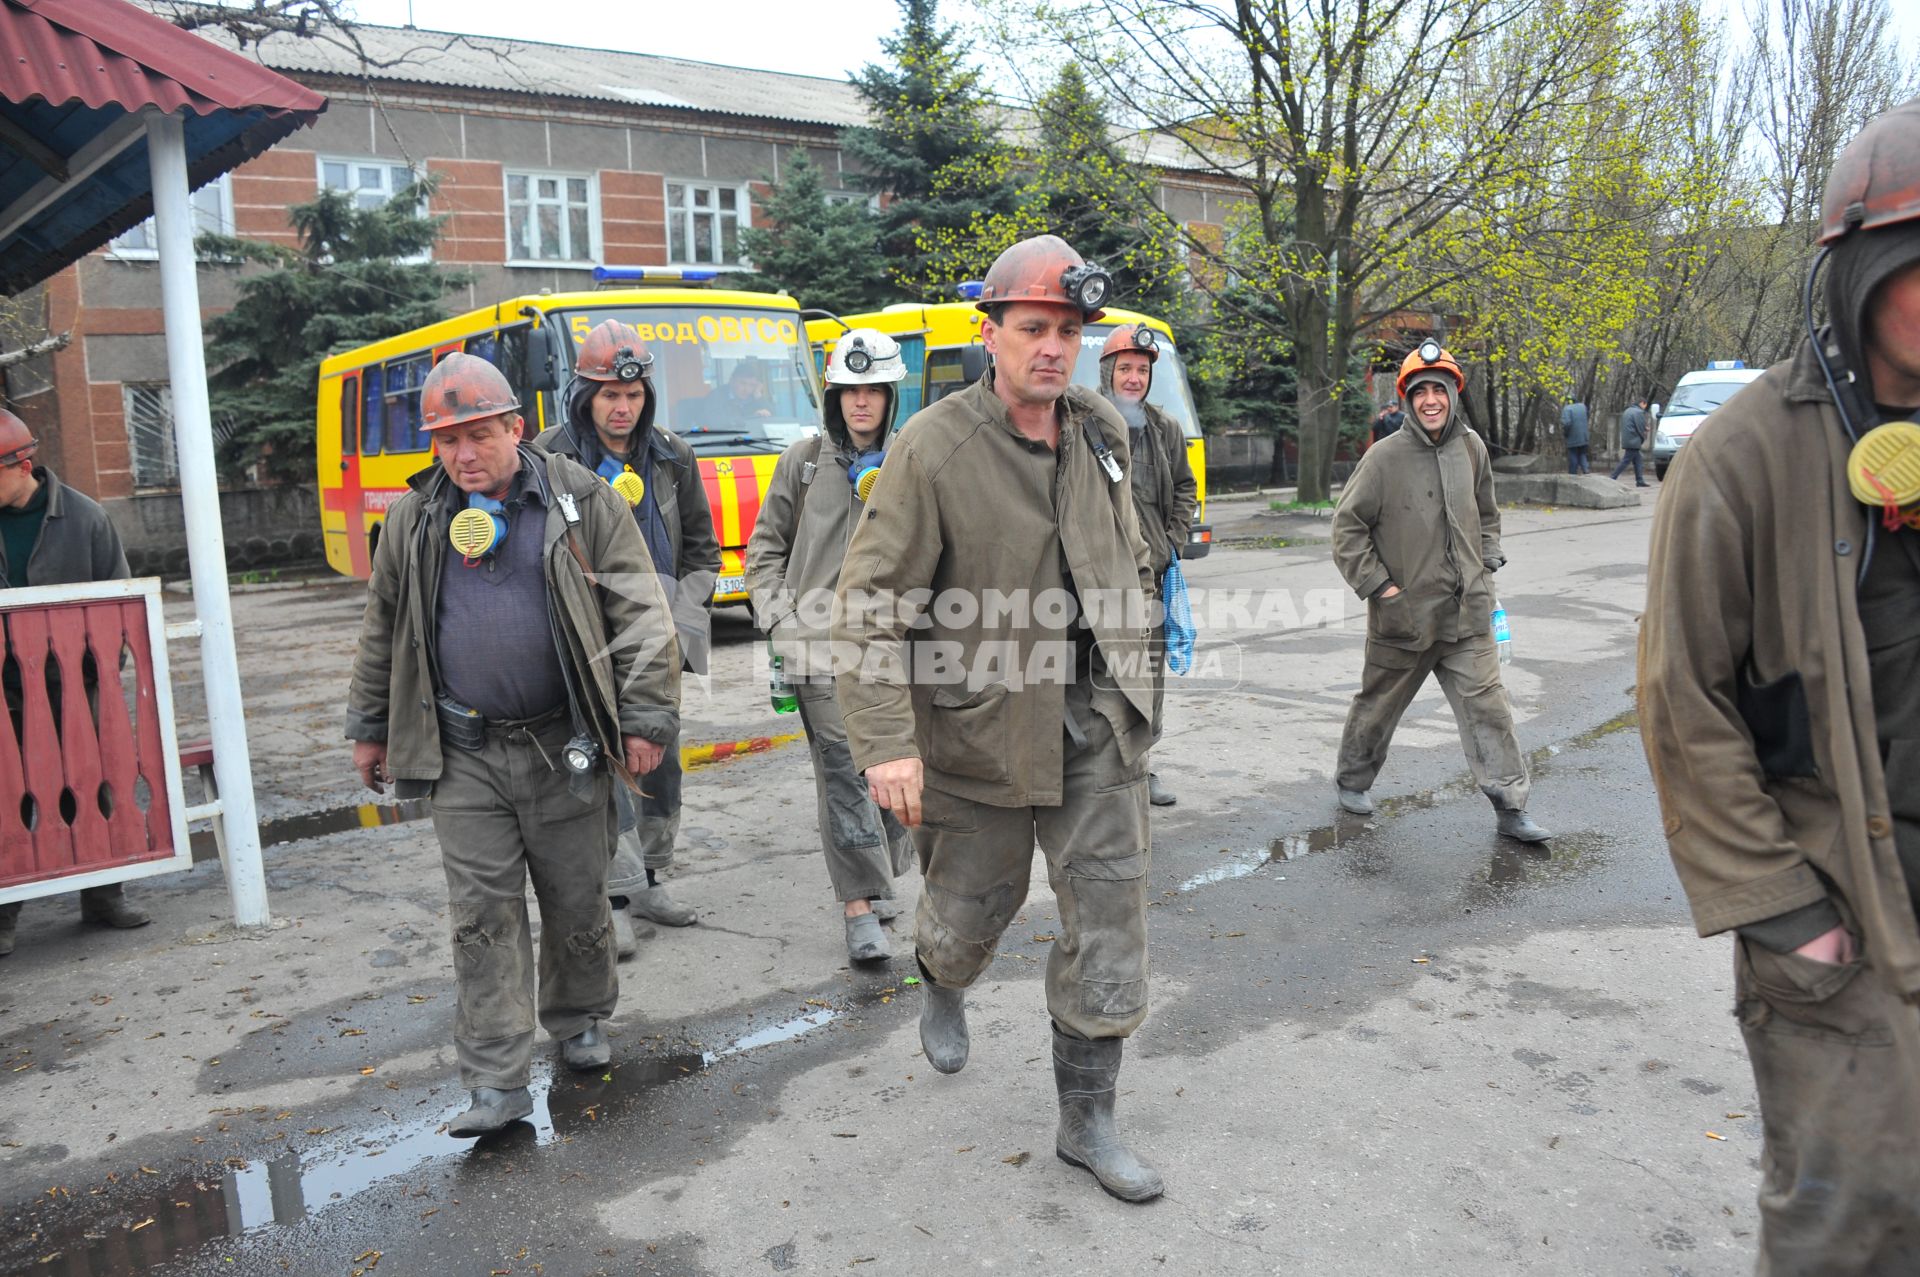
[1370,403,1404,448]
[1560,400,1591,474]
[1610,396,1652,486]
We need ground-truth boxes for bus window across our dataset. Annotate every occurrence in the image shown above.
[894,335,927,423]
[466,332,499,368]
[924,348,968,408]
[361,365,386,454]
[339,375,360,456]
[385,355,432,453]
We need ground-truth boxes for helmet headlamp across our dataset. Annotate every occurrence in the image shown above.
[612,346,650,384]
[843,339,874,375]
[1061,263,1113,313]
[1133,327,1158,354]
[1418,339,1444,364]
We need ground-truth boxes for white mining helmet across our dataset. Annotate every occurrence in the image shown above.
[826,328,907,386]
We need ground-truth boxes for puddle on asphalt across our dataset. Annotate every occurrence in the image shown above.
[12,1004,849,1275]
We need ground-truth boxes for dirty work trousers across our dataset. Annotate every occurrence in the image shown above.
[914,678,1152,1041]
[794,679,913,902]
[1734,932,1920,1274]
[1334,629,1530,810]
[430,711,617,1090]
[608,728,682,896]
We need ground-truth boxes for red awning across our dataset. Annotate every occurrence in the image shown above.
[0,0,324,118]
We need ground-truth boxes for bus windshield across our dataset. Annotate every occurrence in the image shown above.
[1074,327,1202,439]
[557,305,821,452]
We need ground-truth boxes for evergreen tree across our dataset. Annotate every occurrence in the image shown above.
[841,0,1017,294]
[200,180,465,483]
[729,153,891,315]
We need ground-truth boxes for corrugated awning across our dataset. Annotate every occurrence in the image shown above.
[0,0,326,294]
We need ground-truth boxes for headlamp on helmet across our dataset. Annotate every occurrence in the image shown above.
[1418,340,1443,364]
[612,346,651,384]
[1061,263,1112,314]
[843,338,874,376]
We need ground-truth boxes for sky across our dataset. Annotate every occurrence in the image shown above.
[343,0,912,80]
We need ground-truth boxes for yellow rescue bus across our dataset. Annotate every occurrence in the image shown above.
[806,300,1210,556]
[316,269,819,601]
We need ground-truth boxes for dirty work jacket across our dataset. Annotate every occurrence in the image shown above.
[0,466,128,587]
[833,375,1155,808]
[1330,415,1503,651]
[1638,338,1920,999]
[1129,403,1197,580]
[532,423,721,592]
[345,447,681,793]
[745,432,864,680]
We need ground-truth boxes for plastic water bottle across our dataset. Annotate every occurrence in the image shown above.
[768,651,797,714]
[1491,600,1513,665]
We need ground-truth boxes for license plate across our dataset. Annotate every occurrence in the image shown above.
[714,573,746,597]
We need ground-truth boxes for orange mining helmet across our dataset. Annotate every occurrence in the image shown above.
[1396,340,1466,399]
[977,234,1111,319]
[1100,323,1160,363]
[421,352,521,431]
[0,408,38,468]
[1819,96,1920,245]
[574,319,655,384]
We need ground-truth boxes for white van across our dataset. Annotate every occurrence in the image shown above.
[1652,361,1767,479]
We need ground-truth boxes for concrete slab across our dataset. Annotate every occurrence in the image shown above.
[1495,473,1645,509]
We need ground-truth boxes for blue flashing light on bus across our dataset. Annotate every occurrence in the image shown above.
[954,280,985,300]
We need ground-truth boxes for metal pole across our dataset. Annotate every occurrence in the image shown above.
[146,109,270,927]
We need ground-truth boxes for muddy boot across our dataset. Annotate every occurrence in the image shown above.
[609,906,638,960]
[79,885,150,929]
[629,883,697,927]
[1496,809,1552,844]
[448,1086,533,1137]
[918,967,969,1074]
[1052,1029,1163,1203]
[845,913,891,963]
[1147,773,1177,807]
[1336,787,1374,816]
[0,902,18,957]
[561,1021,611,1071]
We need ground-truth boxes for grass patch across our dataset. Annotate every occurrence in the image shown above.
[1268,498,1336,513]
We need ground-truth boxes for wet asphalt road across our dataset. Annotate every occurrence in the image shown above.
[3,493,1768,1276]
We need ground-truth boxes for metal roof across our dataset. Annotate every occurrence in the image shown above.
[0,0,326,294]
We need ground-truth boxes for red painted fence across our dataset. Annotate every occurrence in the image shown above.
[0,587,179,892]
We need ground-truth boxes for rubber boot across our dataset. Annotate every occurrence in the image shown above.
[628,883,697,927]
[1052,1029,1163,1202]
[845,912,891,963]
[918,963,969,1074]
[870,896,904,925]
[1336,787,1374,816]
[561,1021,611,1071]
[80,884,150,929]
[609,906,638,960]
[447,1086,533,1137]
[0,901,18,957]
[1496,809,1552,844]
[1147,773,1177,807]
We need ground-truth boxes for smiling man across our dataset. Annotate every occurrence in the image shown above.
[1329,342,1550,844]
[833,235,1163,1201]
[346,353,682,1136]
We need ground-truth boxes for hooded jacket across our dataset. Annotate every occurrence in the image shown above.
[745,386,890,680]
[1331,408,1503,650]
[1097,359,1196,580]
[1640,337,1920,997]
[344,447,681,794]
[833,374,1156,808]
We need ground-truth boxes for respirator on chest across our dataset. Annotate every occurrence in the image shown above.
[1847,419,1920,530]
[448,493,508,564]
[847,448,885,502]
[596,455,646,505]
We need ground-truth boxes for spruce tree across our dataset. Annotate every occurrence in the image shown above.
[200,180,465,483]
[730,153,891,315]
[841,0,1017,294]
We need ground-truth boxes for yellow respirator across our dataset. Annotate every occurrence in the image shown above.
[1847,420,1920,530]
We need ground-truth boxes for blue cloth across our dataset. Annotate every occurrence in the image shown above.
[1162,558,1194,675]
[598,445,676,577]
[1559,402,1590,448]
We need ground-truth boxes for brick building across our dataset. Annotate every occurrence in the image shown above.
[2,17,1236,571]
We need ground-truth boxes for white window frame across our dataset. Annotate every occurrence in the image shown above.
[317,155,429,264]
[122,382,179,490]
[825,188,881,213]
[106,174,233,259]
[665,179,753,268]
[505,169,600,267]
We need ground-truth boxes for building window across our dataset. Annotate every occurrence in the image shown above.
[319,157,418,210]
[123,384,178,488]
[507,171,596,264]
[108,175,232,258]
[825,188,881,213]
[666,181,750,266]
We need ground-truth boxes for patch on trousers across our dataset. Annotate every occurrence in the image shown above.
[1082,977,1149,1019]
[821,738,887,849]
[567,920,611,958]
[1065,850,1150,1019]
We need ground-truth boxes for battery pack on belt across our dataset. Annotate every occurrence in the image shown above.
[436,694,487,752]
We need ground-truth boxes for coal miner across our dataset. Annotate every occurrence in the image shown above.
[1640,95,1920,1274]
[834,235,1164,1201]
[1096,322,1197,808]
[1329,342,1551,844]
[744,327,915,965]
[535,320,720,953]
[346,353,681,1137]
